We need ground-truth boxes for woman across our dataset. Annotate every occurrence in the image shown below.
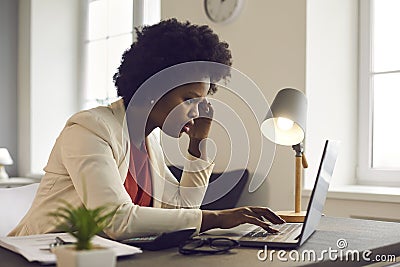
[10,19,284,240]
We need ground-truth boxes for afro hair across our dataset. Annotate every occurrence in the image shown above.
[113,18,232,107]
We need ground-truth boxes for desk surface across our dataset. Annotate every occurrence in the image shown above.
[1,217,400,267]
[0,177,40,188]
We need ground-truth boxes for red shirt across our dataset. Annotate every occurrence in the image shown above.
[124,143,153,207]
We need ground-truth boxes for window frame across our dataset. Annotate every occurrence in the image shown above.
[79,0,161,110]
[357,0,400,186]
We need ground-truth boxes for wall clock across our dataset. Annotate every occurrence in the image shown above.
[204,0,244,24]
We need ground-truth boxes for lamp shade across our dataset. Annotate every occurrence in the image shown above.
[0,148,13,165]
[261,88,307,146]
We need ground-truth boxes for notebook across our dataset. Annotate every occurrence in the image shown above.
[202,140,339,249]
[0,233,142,264]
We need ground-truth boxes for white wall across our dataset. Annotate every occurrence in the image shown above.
[161,0,306,210]
[0,0,18,176]
[305,0,359,189]
[18,0,80,176]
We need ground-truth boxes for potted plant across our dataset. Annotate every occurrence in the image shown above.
[48,190,118,267]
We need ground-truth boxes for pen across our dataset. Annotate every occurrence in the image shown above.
[39,237,76,250]
[55,237,73,245]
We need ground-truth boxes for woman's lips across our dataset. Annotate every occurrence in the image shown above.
[181,120,194,133]
[183,125,190,133]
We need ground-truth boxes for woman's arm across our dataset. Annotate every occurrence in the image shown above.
[162,155,213,209]
[160,99,215,208]
[60,112,204,240]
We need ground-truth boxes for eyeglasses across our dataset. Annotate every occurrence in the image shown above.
[179,237,239,255]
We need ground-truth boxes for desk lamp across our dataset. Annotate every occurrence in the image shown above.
[0,148,13,180]
[261,88,308,222]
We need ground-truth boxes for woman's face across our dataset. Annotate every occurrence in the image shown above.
[149,81,210,138]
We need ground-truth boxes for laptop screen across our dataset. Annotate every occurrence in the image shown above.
[299,140,340,245]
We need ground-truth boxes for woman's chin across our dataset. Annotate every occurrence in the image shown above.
[178,128,189,138]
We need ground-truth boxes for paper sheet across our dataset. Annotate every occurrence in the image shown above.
[0,233,142,264]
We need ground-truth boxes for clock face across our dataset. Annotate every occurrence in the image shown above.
[204,0,243,23]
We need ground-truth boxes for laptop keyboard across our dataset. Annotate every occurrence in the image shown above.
[243,223,301,242]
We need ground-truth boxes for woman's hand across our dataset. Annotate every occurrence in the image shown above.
[200,207,285,233]
[188,99,214,159]
[188,99,214,140]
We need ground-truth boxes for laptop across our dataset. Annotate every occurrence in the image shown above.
[202,140,340,249]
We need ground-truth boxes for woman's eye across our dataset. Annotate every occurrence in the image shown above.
[185,98,196,104]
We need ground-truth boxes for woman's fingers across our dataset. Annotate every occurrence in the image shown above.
[243,214,279,233]
[198,99,214,118]
[238,207,283,233]
[248,207,285,224]
[201,207,284,233]
[206,101,214,117]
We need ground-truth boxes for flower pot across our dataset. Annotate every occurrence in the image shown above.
[53,245,116,267]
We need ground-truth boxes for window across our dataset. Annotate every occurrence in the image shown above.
[82,0,160,109]
[358,0,400,186]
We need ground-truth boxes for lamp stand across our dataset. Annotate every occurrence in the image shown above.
[277,143,308,223]
[0,165,10,181]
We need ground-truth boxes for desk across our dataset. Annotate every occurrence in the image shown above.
[1,217,399,267]
[0,177,40,188]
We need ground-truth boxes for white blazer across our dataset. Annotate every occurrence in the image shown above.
[9,99,214,240]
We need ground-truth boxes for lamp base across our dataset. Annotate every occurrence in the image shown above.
[276,210,307,223]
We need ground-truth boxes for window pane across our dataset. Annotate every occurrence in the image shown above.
[86,40,108,101]
[108,0,133,36]
[88,0,107,40]
[143,0,161,26]
[106,34,132,99]
[372,73,400,169]
[372,0,400,72]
